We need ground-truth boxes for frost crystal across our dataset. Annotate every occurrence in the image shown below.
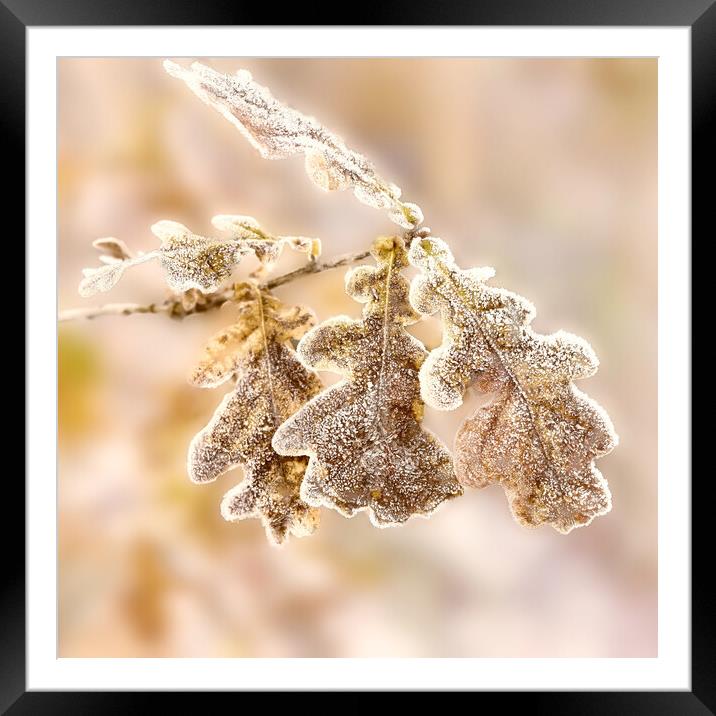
[164,61,424,229]
[272,237,463,527]
[188,284,323,545]
[408,237,618,533]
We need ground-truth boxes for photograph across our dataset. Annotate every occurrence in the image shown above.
[57,56,657,659]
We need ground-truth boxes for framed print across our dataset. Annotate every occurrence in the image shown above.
[10,0,706,710]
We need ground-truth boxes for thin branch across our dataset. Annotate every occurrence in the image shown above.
[263,248,370,290]
[58,302,169,322]
[58,249,371,323]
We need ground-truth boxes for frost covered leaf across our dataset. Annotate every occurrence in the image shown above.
[79,221,247,297]
[80,263,126,296]
[79,216,321,298]
[211,214,282,271]
[188,283,323,545]
[211,214,320,275]
[92,237,134,262]
[164,60,424,229]
[151,220,246,292]
[408,237,617,533]
[272,237,462,527]
[79,252,156,297]
[79,236,152,296]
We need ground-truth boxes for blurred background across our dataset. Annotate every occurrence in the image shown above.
[58,58,656,657]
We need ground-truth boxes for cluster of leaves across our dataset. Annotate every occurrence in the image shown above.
[79,215,319,298]
[76,60,617,545]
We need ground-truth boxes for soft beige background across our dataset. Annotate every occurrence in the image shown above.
[58,58,657,657]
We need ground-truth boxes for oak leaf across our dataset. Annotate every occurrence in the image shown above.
[79,239,155,297]
[164,61,424,229]
[79,220,246,297]
[188,283,323,545]
[408,237,617,533]
[272,237,463,527]
[211,214,321,276]
[151,220,247,292]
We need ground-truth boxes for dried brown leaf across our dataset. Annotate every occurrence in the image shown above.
[408,237,617,533]
[188,283,322,544]
[272,237,462,527]
[164,61,424,229]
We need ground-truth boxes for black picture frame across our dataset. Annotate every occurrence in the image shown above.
[8,1,704,711]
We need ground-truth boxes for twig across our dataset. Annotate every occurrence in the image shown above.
[263,249,370,290]
[58,302,168,322]
[58,249,371,322]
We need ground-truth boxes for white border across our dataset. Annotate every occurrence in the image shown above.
[29,27,690,690]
